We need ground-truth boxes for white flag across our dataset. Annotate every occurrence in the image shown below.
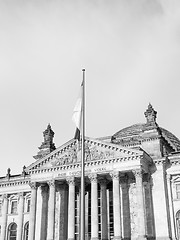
[72,96,82,131]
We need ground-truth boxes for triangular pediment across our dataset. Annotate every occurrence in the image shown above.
[26,137,143,171]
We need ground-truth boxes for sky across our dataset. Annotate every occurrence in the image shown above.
[0,0,180,176]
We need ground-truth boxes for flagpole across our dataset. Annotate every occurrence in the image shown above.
[80,69,85,240]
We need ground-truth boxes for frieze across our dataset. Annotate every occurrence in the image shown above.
[50,144,115,167]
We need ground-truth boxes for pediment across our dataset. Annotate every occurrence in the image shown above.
[172,175,180,183]
[27,137,143,171]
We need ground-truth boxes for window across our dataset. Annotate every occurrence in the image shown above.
[27,199,30,212]
[11,201,18,214]
[23,222,29,240]
[24,193,31,213]
[8,223,17,240]
[176,184,180,199]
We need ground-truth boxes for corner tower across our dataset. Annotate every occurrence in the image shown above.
[33,124,56,160]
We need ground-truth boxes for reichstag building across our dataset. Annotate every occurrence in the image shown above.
[0,104,180,240]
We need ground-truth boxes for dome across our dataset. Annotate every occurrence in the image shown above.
[112,123,180,151]
[111,104,180,153]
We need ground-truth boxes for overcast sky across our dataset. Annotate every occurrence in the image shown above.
[0,0,180,176]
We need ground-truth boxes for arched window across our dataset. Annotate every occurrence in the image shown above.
[24,222,29,240]
[8,223,17,240]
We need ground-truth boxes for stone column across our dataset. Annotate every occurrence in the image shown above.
[67,177,75,240]
[133,169,147,240]
[1,194,8,240]
[59,184,68,240]
[167,174,176,240]
[17,192,24,240]
[47,180,56,240]
[120,175,131,240]
[144,175,155,239]
[29,182,38,240]
[40,185,49,240]
[99,178,108,240]
[89,174,99,240]
[111,171,122,240]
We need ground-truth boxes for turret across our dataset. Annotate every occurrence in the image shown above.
[33,124,56,160]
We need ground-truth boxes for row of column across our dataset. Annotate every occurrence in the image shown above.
[0,168,147,240]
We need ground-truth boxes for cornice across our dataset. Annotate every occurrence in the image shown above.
[0,179,30,188]
[153,157,168,165]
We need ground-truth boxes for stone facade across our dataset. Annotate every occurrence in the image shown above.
[1,105,180,240]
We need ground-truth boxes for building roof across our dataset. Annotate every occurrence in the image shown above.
[112,123,180,152]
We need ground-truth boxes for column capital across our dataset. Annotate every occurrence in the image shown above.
[88,173,98,183]
[66,177,75,185]
[110,171,119,180]
[29,182,38,190]
[132,169,144,178]
[47,180,55,187]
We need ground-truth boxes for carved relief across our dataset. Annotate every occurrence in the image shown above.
[51,143,115,167]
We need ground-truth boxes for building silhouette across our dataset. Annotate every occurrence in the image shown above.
[0,104,180,240]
